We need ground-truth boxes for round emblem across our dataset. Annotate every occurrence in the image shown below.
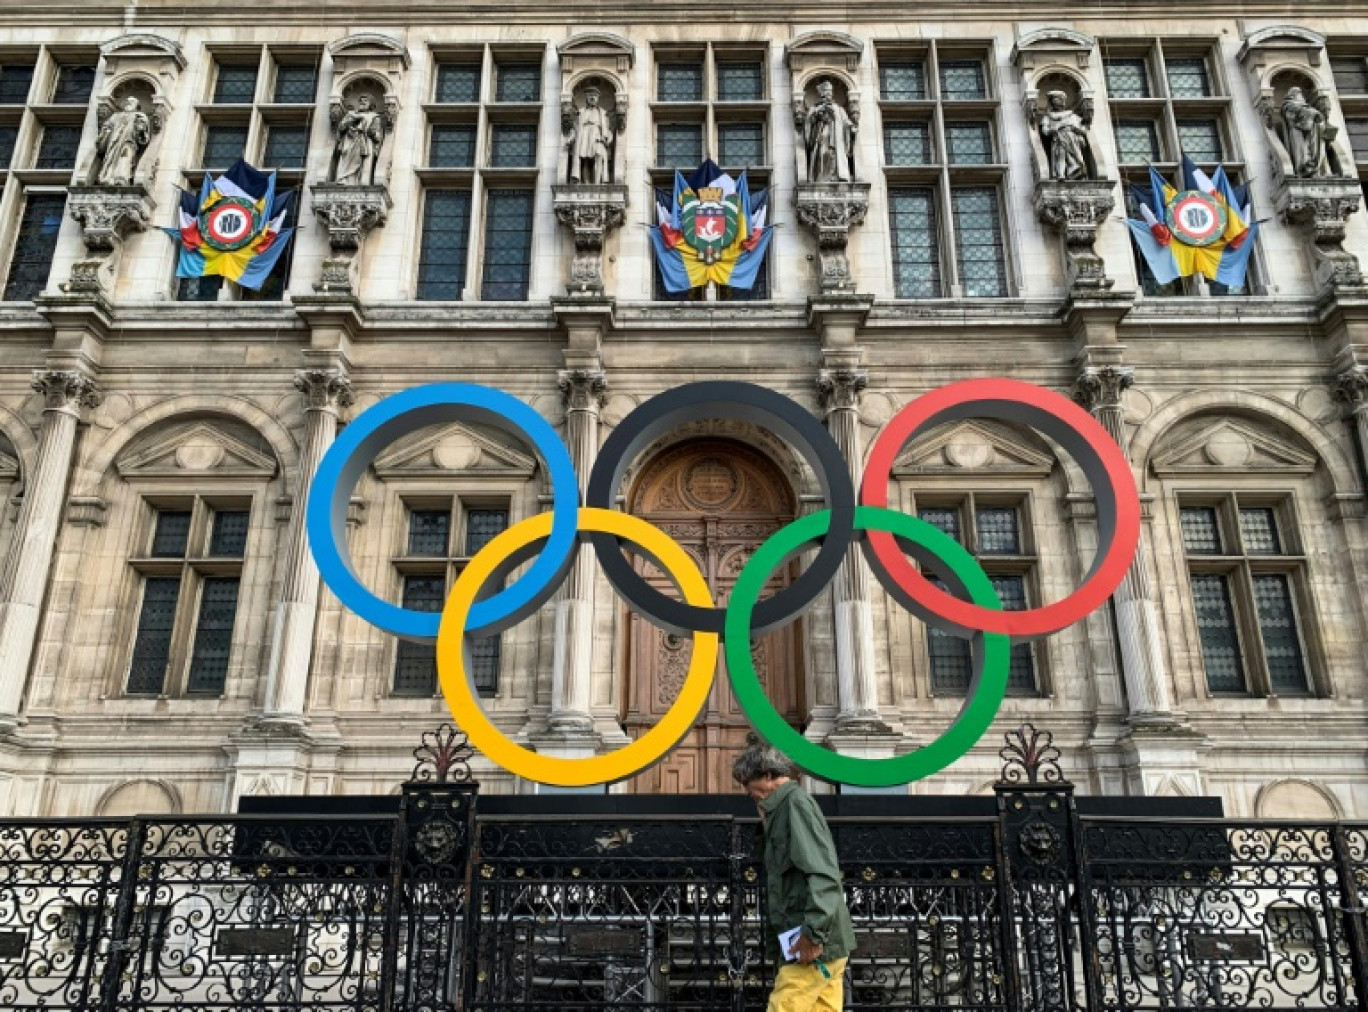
[200,198,261,252]
[1166,190,1226,247]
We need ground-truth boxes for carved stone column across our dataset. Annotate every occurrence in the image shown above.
[309,183,392,296]
[817,362,890,734]
[259,368,353,726]
[0,370,101,729]
[63,185,156,295]
[1034,179,1116,295]
[795,182,871,294]
[1073,366,1175,724]
[551,184,629,296]
[1332,365,1368,480]
[1277,178,1367,294]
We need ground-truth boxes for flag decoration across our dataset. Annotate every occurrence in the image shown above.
[650,160,772,293]
[1125,156,1258,288]
[165,159,295,290]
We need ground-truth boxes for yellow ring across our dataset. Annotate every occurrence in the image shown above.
[436,507,718,787]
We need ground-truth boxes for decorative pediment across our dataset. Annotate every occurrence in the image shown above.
[1013,27,1096,55]
[116,423,278,480]
[328,33,410,67]
[785,31,864,72]
[373,424,536,479]
[891,421,1055,477]
[1237,25,1326,63]
[1151,419,1317,476]
[100,33,187,70]
[557,32,635,69]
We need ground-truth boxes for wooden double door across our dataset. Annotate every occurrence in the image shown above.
[621,440,805,794]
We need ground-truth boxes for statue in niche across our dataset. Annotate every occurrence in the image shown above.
[802,79,856,182]
[1281,86,1331,178]
[92,95,151,186]
[566,85,616,184]
[330,93,386,185]
[1037,89,1095,181]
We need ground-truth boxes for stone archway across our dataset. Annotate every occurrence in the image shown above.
[622,439,804,794]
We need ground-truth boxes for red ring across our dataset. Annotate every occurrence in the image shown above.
[860,378,1140,639]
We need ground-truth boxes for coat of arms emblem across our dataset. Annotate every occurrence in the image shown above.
[681,186,741,265]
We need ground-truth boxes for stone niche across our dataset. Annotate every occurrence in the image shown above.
[325,33,408,189]
[82,33,185,189]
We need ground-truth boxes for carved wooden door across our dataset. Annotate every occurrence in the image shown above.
[622,440,804,794]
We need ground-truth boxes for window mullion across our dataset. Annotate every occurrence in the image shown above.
[165,561,200,697]
[1232,558,1272,697]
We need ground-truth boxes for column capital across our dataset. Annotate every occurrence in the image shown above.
[816,367,868,416]
[293,368,354,413]
[1332,364,1368,413]
[1072,365,1134,414]
[31,370,101,417]
[557,368,608,414]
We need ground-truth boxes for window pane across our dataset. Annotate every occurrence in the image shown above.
[939,61,986,100]
[880,61,926,101]
[0,64,34,104]
[480,189,534,300]
[658,62,703,102]
[927,577,971,694]
[991,575,1036,692]
[976,507,1020,554]
[203,124,248,167]
[1180,507,1223,554]
[3,194,65,301]
[1115,120,1161,163]
[127,577,181,694]
[470,635,501,694]
[495,64,540,103]
[209,511,250,557]
[409,509,450,556]
[1253,574,1308,694]
[918,507,961,543]
[1191,573,1246,692]
[436,63,481,103]
[263,125,308,168]
[177,276,223,302]
[1239,508,1281,555]
[717,63,762,102]
[1105,58,1150,99]
[0,125,15,168]
[429,124,476,167]
[1177,119,1223,162]
[1347,119,1368,160]
[465,509,509,555]
[36,125,81,169]
[273,64,317,104]
[657,123,702,167]
[187,576,239,694]
[416,189,471,300]
[946,121,993,164]
[1331,56,1368,95]
[889,187,941,298]
[53,65,96,105]
[489,123,537,167]
[718,122,764,166]
[1166,57,1211,98]
[214,65,258,104]
[394,576,444,694]
[151,511,192,557]
[884,121,931,165]
[951,187,1007,298]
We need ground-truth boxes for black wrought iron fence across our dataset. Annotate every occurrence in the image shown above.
[0,725,1363,1012]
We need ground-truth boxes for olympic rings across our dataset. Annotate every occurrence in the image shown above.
[585,382,855,636]
[436,508,718,787]
[726,507,1010,787]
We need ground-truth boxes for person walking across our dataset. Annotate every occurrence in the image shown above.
[733,736,856,1012]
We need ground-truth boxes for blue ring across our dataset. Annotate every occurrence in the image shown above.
[306,383,579,641]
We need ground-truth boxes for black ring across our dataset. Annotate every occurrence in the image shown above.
[585,381,856,636]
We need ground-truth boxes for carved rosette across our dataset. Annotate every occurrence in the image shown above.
[795,181,871,294]
[816,367,868,416]
[309,182,393,295]
[62,184,156,294]
[33,370,102,417]
[1033,178,1116,294]
[557,368,608,414]
[1276,176,1366,293]
[293,368,354,414]
[551,184,629,296]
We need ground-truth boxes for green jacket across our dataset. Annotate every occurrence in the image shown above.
[758,781,856,961]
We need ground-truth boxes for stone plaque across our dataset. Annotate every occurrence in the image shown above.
[856,930,906,957]
[215,927,297,958]
[565,925,642,957]
[1187,932,1265,962]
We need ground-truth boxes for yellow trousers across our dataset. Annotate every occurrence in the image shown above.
[766,957,848,1012]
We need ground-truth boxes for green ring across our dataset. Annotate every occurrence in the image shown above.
[724,506,1010,787]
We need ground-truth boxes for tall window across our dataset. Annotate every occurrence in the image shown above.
[127,502,250,696]
[1330,48,1368,201]
[878,43,1010,298]
[3,193,65,301]
[393,502,509,695]
[915,498,1039,695]
[1178,498,1313,697]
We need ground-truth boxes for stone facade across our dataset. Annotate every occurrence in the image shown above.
[0,4,1365,821]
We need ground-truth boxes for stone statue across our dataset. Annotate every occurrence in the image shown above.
[1281,86,1329,178]
[567,86,615,184]
[92,95,151,186]
[1038,90,1094,181]
[802,79,856,183]
[331,93,386,186]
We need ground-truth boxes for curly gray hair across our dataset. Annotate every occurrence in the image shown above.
[732,733,797,785]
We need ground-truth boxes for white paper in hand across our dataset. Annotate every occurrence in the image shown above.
[778,925,804,962]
